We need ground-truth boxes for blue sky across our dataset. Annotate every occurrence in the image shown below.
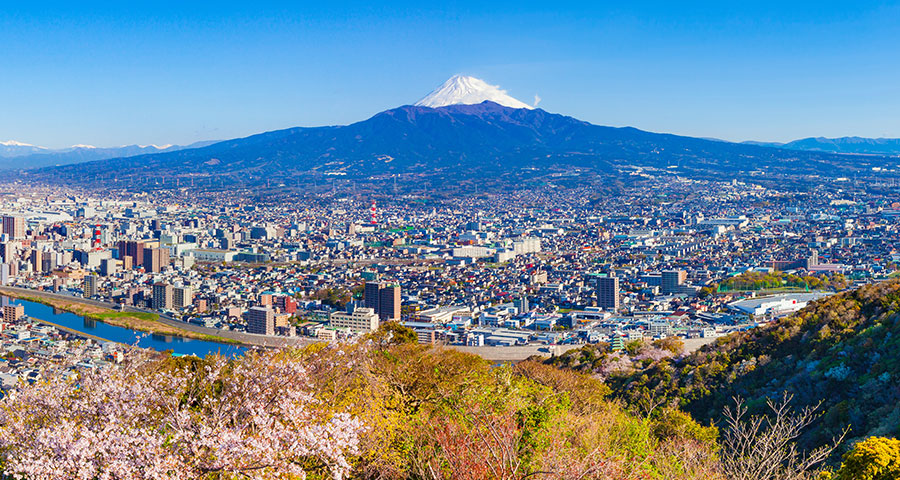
[2,1,900,148]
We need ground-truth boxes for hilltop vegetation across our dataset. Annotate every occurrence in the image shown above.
[0,326,724,480]
[3,317,900,478]
[584,280,900,458]
[713,270,850,293]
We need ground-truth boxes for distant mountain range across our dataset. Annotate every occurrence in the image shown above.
[743,136,900,155]
[26,101,893,190]
[16,76,900,190]
[0,140,218,170]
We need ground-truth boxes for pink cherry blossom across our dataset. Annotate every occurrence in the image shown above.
[0,349,362,480]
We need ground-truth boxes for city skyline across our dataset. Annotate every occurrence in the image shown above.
[4,2,900,148]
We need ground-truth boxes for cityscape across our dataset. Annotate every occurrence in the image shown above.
[3,3,900,479]
[0,175,887,383]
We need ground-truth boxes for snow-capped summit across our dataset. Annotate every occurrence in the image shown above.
[0,140,38,147]
[415,75,534,110]
[137,144,173,149]
[0,140,48,157]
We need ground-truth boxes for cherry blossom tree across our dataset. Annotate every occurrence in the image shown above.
[0,350,362,480]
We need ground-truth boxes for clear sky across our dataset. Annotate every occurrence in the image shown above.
[3,1,900,148]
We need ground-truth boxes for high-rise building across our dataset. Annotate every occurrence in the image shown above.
[247,306,275,335]
[378,284,401,322]
[364,282,382,311]
[597,275,620,311]
[0,263,9,286]
[0,242,14,263]
[29,250,41,273]
[117,241,145,270]
[152,283,174,310]
[84,274,99,298]
[143,247,170,273]
[2,216,25,240]
[173,286,193,309]
[364,281,401,321]
[661,269,688,295]
[30,250,55,274]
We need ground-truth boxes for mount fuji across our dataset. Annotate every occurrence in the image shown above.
[23,76,898,191]
[415,75,534,109]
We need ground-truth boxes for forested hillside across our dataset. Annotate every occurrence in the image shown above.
[6,293,900,478]
[591,280,900,455]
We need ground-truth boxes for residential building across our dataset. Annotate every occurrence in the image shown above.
[2,216,24,240]
[661,269,687,295]
[2,304,23,321]
[378,284,401,322]
[0,243,14,263]
[143,247,170,273]
[173,286,193,309]
[117,240,144,269]
[152,283,173,310]
[329,307,380,333]
[597,275,620,311]
[275,295,297,313]
[247,306,275,335]
[100,258,121,276]
[83,274,99,298]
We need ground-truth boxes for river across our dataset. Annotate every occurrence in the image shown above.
[5,296,247,358]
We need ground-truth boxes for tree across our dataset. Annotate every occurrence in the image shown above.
[366,321,418,346]
[719,393,847,480]
[0,350,362,480]
[836,437,900,480]
[653,337,685,356]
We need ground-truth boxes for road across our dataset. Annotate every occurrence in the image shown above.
[450,344,584,361]
[0,286,727,359]
[452,336,719,362]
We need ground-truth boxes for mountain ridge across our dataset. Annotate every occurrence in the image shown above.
[0,140,219,170]
[22,101,898,190]
[743,136,900,155]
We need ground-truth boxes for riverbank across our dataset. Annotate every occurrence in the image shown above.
[0,286,311,349]
[27,315,116,344]
[0,287,239,344]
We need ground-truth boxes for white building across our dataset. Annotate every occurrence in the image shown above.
[189,249,237,262]
[329,307,380,333]
[728,293,830,317]
[451,246,494,258]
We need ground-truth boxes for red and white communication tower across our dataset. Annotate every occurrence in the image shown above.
[370,201,377,225]
[92,225,102,250]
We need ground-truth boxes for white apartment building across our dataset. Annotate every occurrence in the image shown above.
[329,307,380,333]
